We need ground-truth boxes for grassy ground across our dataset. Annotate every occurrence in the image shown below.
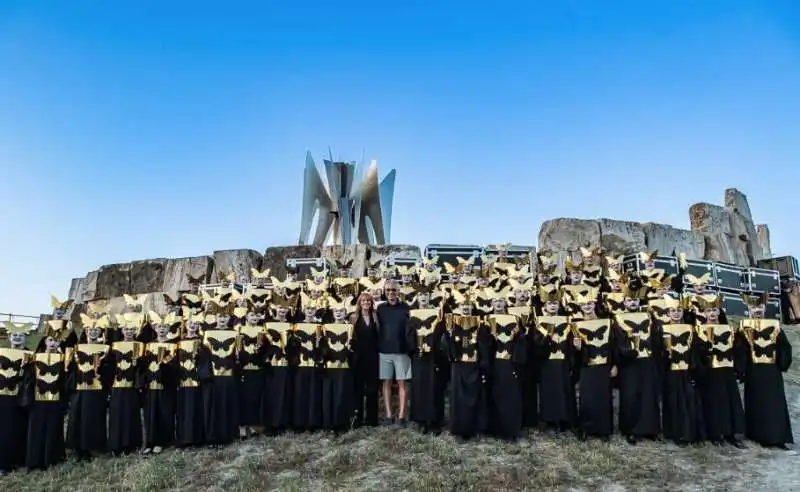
[2,329,798,492]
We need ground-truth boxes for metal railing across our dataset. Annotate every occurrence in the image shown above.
[0,312,43,338]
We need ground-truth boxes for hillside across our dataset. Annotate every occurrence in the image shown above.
[1,327,797,492]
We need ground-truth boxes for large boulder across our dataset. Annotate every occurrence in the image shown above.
[597,219,646,255]
[263,245,322,280]
[162,256,215,294]
[757,224,772,259]
[130,259,168,294]
[641,223,705,259]
[212,249,263,283]
[95,263,132,299]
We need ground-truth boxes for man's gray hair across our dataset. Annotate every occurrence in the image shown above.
[385,279,400,289]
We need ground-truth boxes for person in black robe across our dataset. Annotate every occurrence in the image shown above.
[264,294,297,434]
[533,283,578,434]
[0,322,35,475]
[571,291,615,440]
[66,310,112,461]
[291,294,325,431]
[23,315,76,471]
[234,295,268,439]
[198,293,240,446]
[692,293,746,448]
[657,295,705,445]
[176,312,204,447]
[107,310,145,455]
[319,299,356,432]
[443,289,492,440]
[739,293,794,449]
[613,275,662,445]
[140,312,179,454]
[350,292,380,428]
[485,288,527,441]
[407,286,448,433]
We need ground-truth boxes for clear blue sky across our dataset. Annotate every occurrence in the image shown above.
[1,1,798,315]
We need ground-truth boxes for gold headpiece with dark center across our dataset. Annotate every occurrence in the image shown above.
[740,292,768,307]
[537,284,561,303]
[620,275,649,300]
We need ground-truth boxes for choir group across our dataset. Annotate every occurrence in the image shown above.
[0,247,794,476]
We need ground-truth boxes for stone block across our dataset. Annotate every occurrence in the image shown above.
[130,259,168,294]
[597,219,646,255]
[263,245,322,280]
[162,256,215,294]
[689,203,731,235]
[757,224,772,259]
[642,223,705,259]
[212,249,263,283]
[95,263,132,299]
[725,188,753,222]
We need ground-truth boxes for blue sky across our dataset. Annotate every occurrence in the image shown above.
[1,1,798,315]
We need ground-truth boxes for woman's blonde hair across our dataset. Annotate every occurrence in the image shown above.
[353,292,380,327]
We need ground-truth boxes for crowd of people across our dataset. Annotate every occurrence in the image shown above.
[0,247,794,475]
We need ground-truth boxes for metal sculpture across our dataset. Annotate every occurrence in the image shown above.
[299,151,396,246]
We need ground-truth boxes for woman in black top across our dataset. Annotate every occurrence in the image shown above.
[351,293,380,426]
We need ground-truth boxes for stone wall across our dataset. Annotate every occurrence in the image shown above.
[66,245,422,318]
[539,188,770,266]
[63,187,772,320]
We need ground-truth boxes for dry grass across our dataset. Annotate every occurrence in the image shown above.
[1,327,798,492]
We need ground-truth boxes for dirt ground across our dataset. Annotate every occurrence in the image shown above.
[1,328,797,492]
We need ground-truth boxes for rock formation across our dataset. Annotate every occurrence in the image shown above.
[62,187,772,323]
[540,188,770,266]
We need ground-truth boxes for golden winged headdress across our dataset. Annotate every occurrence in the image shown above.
[300,291,328,310]
[450,289,475,306]
[3,321,35,335]
[647,275,675,292]
[327,295,356,314]
[444,256,474,274]
[483,287,511,302]
[684,272,713,288]
[79,312,111,331]
[147,310,180,327]
[203,292,234,315]
[580,246,602,261]
[638,250,659,263]
[620,275,649,300]
[569,288,599,306]
[604,254,625,272]
[123,294,148,311]
[740,292,769,307]
[250,268,271,281]
[270,292,300,311]
[420,256,440,271]
[659,295,690,310]
[87,299,109,316]
[537,284,562,303]
[564,257,583,274]
[50,294,74,312]
[508,277,535,292]
[218,269,237,284]
[396,264,417,277]
[185,272,207,285]
[693,293,722,310]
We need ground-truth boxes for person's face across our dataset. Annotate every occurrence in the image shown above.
[459,303,472,316]
[644,260,656,270]
[569,272,582,284]
[585,255,600,267]
[338,269,350,278]
[702,307,720,323]
[385,284,399,302]
[53,308,66,319]
[543,301,560,315]
[216,314,230,327]
[237,298,249,308]
[450,273,461,283]
[333,307,347,322]
[416,293,430,308]
[580,301,596,315]
[313,276,324,286]
[667,307,684,323]
[692,284,706,294]
[8,332,26,347]
[623,297,640,311]
[276,306,289,318]
[45,336,60,351]
[310,290,321,299]
[190,284,200,294]
[87,327,102,341]
[608,280,621,292]
[303,307,317,319]
[246,312,261,325]
[514,289,530,303]
[121,326,136,341]
[401,274,412,284]
[360,297,373,310]
[367,267,378,278]
[538,273,551,286]
[655,287,669,297]
[277,286,287,296]
[491,298,506,312]
[154,323,169,338]
[750,305,765,319]
[186,321,199,336]
[426,264,437,272]
[371,288,383,299]
[382,269,394,279]
[477,278,490,287]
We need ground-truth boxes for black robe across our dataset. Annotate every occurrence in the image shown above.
[291,323,323,430]
[23,352,69,470]
[176,338,204,447]
[444,315,492,439]
[140,342,179,449]
[319,323,355,431]
[740,320,794,446]
[533,316,578,429]
[66,343,112,455]
[613,311,663,438]
[351,315,380,427]
[264,322,294,432]
[107,341,144,454]
[238,325,268,428]
[0,348,32,472]
[695,324,745,441]
[660,323,705,444]
[407,310,448,431]
[573,318,614,437]
[486,313,527,440]
[198,330,240,445]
